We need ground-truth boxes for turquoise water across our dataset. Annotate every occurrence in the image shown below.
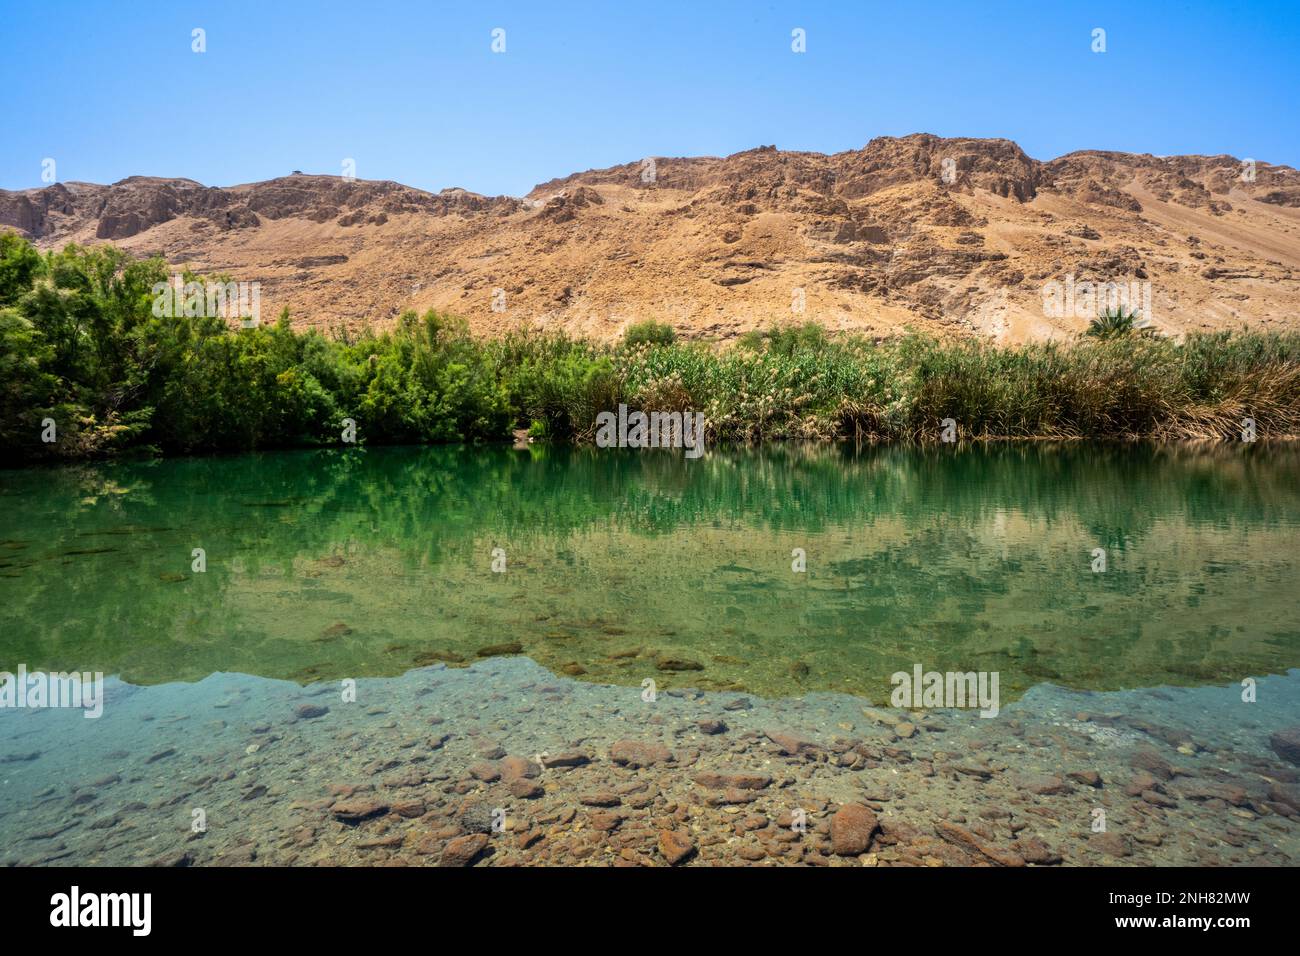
[1,443,1298,697]
[2,443,1299,867]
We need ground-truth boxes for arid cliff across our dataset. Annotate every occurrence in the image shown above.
[4,134,1298,342]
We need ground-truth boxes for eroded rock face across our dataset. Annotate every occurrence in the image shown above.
[0,173,519,243]
[4,134,1298,341]
[0,182,80,238]
[834,134,1040,201]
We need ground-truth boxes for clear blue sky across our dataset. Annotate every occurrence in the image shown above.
[2,0,1297,195]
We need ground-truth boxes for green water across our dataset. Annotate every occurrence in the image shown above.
[1,443,1298,701]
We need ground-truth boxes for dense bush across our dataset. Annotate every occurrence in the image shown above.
[2,232,1298,465]
[0,236,513,462]
[621,320,676,348]
[737,321,829,356]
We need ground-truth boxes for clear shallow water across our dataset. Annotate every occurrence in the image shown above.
[2,443,1299,867]
[2,659,1299,866]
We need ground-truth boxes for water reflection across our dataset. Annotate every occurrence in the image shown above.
[1,442,1298,699]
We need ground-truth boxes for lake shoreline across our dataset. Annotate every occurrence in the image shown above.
[8,433,1300,473]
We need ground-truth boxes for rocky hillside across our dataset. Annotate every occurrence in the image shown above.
[3,134,1299,342]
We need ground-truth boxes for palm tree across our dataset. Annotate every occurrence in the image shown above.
[1085,307,1151,339]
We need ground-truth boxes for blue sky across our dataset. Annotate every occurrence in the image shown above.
[2,0,1296,195]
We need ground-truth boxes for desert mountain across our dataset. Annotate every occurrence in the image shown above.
[3,134,1299,342]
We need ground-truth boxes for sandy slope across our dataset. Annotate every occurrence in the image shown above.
[2,134,1297,343]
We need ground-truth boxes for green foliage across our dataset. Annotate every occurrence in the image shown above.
[0,232,43,307]
[622,320,676,348]
[489,328,618,440]
[346,310,511,444]
[739,321,830,356]
[0,307,62,452]
[0,234,512,463]
[2,231,1298,465]
[1085,307,1151,339]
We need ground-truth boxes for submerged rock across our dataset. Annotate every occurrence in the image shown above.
[1129,748,1174,780]
[1019,773,1069,795]
[1270,727,1300,766]
[1013,836,1062,865]
[476,642,523,657]
[499,756,541,781]
[458,801,498,834]
[467,762,501,783]
[831,804,878,855]
[1125,771,1163,797]
[1067,770,1103,788]
[765,729,819,755]
[391,799,426,818]
[936,821,1025,867]
[656,657,704,672]
[440,833,490,867]
[694,771,771,790]
[331,798,389,822]
[1268,782,1300,812]
[610,740,673,768]
[1089,832,1131,858]
[542,751,591,769]
[149,850,193,867]
[509,780,544,799]
[658,829,695,865]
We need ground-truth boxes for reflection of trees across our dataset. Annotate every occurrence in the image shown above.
[9,442,1296,543]
[1,442,1297,690]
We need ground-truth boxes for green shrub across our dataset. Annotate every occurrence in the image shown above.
[1,230,1297,464]
[622,320,676,348]
[736,322,829,356]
